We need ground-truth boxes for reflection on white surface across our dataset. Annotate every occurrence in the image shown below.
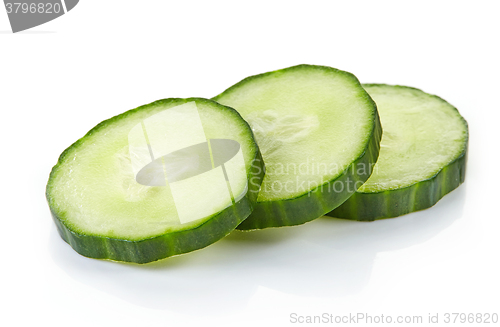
[49,185,466,315]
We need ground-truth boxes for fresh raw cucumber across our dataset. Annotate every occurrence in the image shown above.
[46,98,264,263]
[213,65,382,230]
[328,84,468,221]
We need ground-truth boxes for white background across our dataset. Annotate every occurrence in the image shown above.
[1,1,499,326]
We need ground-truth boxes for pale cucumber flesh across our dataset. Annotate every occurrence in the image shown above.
[328,84,468,221]
[359,84,467,192]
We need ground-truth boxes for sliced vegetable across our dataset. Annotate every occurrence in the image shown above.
[328,84,468,221]
[46,98,264,263]
[214,65,382,229]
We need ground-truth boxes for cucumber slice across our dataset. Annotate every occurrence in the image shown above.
[328,84,468,221]
[46,98,265,263]
[213,65,382,229]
